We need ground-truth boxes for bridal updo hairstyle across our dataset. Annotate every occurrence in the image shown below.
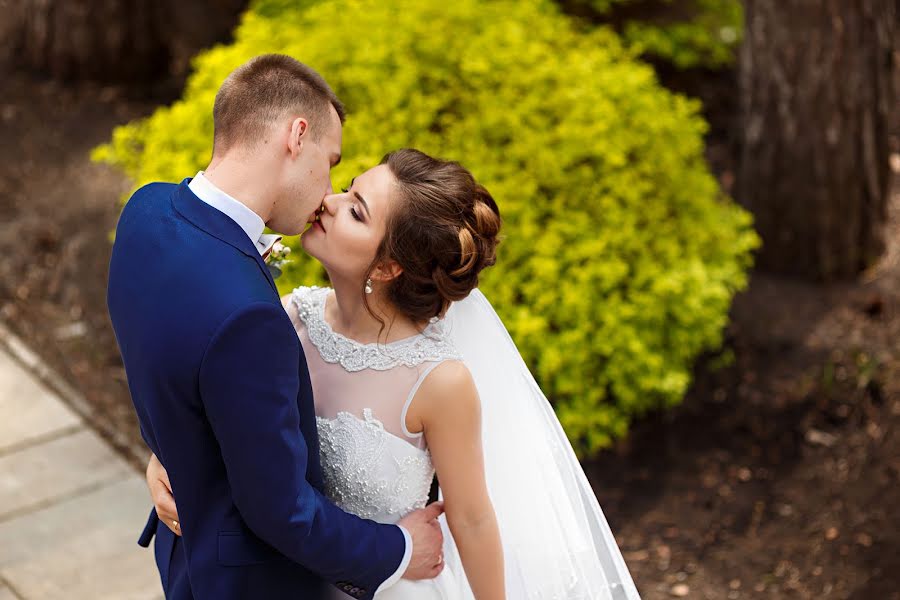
[370,149,501,323]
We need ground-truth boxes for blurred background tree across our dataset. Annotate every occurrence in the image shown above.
[95,0,760,457]
[737,0,895,281]
[0,0,247,82]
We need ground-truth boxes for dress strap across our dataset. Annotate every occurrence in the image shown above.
[400,361,449,439]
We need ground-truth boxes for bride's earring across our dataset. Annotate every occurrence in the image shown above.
[365,278,373,295]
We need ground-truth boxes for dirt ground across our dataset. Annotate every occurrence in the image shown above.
[0,69,897,599]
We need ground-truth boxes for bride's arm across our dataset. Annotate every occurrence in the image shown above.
[412,361,505,599]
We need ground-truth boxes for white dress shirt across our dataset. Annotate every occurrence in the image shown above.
[188,171,414,594]
[189,171,282,256]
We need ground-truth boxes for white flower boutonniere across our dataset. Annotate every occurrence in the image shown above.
[265,241,292,280]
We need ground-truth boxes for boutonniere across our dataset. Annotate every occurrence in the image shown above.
[265,241,292,280]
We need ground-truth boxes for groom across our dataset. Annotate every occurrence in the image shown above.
[107,55,445,599]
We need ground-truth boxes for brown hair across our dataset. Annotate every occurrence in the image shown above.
[369,149,502,325]
[212,54,345,154]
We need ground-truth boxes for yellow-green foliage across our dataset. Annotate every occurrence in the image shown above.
[571,0,743,69]
[94,0,759,456]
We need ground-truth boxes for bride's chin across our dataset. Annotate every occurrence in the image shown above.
[300,234,318,255]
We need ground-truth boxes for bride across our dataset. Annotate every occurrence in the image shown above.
[147,148,640,599]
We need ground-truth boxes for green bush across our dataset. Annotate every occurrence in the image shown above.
[567,0,743,69]
[95,0,759,456]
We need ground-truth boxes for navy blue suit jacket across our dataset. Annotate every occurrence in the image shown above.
[107,180,405,599]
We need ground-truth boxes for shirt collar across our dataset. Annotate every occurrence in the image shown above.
[188,171,267,254]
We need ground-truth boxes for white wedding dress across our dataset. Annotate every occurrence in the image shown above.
[286,286,641,600]
[287,286,462,599]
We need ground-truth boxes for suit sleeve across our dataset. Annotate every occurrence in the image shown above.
[199,301,406,597]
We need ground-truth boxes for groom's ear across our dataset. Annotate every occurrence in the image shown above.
[288,117,310,158]
[372,260,403,282]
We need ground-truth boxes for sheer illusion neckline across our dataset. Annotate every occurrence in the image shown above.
[319,289,438,349]
[291,286,461,372]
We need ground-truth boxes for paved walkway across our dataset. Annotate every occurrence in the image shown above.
[0,325,161,600]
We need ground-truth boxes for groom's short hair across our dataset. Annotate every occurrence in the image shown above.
[212,54,346,154]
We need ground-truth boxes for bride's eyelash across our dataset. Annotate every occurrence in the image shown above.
[341,187,363,222]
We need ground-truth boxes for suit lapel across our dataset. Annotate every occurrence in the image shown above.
[172,179,278,294]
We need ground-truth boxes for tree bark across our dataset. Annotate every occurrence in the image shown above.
[0,0,247,82]
[737,0,896,281]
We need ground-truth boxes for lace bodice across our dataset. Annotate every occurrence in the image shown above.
[288,286,460,524]
[316,410,434,521]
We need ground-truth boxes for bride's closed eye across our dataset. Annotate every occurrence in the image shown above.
[341,189,364,222]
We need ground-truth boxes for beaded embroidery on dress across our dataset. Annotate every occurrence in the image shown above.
[293,285,461,372]
[286,286,464,599]
[315,408,434,522]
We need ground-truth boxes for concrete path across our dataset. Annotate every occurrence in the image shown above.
[0,325,161,600]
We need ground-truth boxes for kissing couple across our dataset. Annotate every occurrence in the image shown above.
[107,54,640,600]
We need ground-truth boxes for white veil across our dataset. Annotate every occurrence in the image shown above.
[439,289,641,599]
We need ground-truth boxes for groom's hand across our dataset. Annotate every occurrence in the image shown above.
[398,501,446,580]
[146,453,181,537]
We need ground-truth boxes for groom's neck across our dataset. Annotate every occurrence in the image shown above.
[203,153,275,224]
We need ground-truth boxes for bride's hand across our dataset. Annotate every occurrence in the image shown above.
[146,453,181,536]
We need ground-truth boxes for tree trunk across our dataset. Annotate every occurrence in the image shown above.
[737,0,896,281]
[0,0,247,82]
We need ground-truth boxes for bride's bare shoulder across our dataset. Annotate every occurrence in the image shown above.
[424,360,473,390]
[414,360,480,425]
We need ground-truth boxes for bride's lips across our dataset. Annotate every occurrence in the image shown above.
[306,211,327,233]
[308,216,326,233]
